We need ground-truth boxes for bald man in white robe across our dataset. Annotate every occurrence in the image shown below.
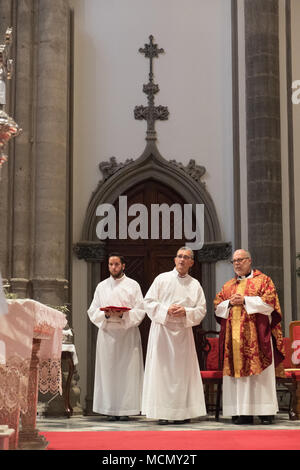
[142,247,207,424]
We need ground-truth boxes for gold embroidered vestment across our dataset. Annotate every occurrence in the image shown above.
[214,270,285,378]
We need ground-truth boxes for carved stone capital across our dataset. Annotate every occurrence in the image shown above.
[73,241,107,262]
[197,242,232,263]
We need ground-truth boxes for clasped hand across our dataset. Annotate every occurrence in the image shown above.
[229,293,244,306]
[106,309,124,317]
[167,304,186,317]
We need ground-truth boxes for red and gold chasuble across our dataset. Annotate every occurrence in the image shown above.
[214,270,285,378]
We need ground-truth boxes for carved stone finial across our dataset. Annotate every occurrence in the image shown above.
[134,35,169,141]
[170,159,206,185]
[99,156,133,181]
[138,35,164,79]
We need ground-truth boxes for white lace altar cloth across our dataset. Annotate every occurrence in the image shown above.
[0,299,67,414]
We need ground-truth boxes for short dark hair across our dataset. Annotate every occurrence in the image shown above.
[108,253,125,264]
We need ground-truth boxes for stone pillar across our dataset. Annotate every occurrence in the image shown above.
[244,0,284,306]
[31,0,70,306]
[0,0,70,305]
[0,0,12,38]
[0,0,79,416]
[10,0,34,298]
[0,0,13,281]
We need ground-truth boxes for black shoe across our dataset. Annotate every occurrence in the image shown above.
[119,416,129,421]
[258,415,273,425]
[231,416,239,423]
[158,419,169,425]
[234,415,253,425]
[107,415,120,421]
[173,419,191,424]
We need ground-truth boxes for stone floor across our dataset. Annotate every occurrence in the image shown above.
[36,412,300,432]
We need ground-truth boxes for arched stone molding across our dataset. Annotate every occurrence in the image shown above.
[75,140,231,319]
[80,141,222,243]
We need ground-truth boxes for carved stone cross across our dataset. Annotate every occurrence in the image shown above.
[134,35,169,141]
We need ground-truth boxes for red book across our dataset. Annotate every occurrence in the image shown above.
[100,306,130,312]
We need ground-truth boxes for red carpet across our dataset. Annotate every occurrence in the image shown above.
[41,429,300,450]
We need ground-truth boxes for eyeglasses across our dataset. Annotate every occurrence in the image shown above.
[176,254,192,260]
[230,257,249,264]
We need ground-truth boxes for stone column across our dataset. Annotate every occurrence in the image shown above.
[31,0,70,306]
[0,0,13,282]
[0,0,79,417]
[10,0,35,298]
[0,0,70,305]
[31,0,79,416]
[0,0,12,38]
[244,0,284,306]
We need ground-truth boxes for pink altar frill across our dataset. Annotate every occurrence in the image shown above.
[0,299,67,415]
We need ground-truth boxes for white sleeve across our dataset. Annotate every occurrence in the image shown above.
[215,297,273,322]
[144,278,169,325]
[87,286,107,329]
[122,284,146,329]
[184,285,207,328]
[244,296,273,316]
[215,299,230,319]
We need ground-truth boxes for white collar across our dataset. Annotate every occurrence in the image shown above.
[173,267,189,279]
[110,273,126,283]
[237,269,253,280]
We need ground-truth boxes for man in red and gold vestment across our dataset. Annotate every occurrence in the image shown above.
[214,249,285,425]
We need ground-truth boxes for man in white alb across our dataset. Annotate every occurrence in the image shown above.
[214,249,285,425]
[88,253,145,421]
[142,246,207,424]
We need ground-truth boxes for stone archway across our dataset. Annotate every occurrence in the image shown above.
[74,141,231,413]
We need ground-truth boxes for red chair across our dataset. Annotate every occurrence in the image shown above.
[276,322,300,420]
[289,321,300,367]
[194,328,222,420]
